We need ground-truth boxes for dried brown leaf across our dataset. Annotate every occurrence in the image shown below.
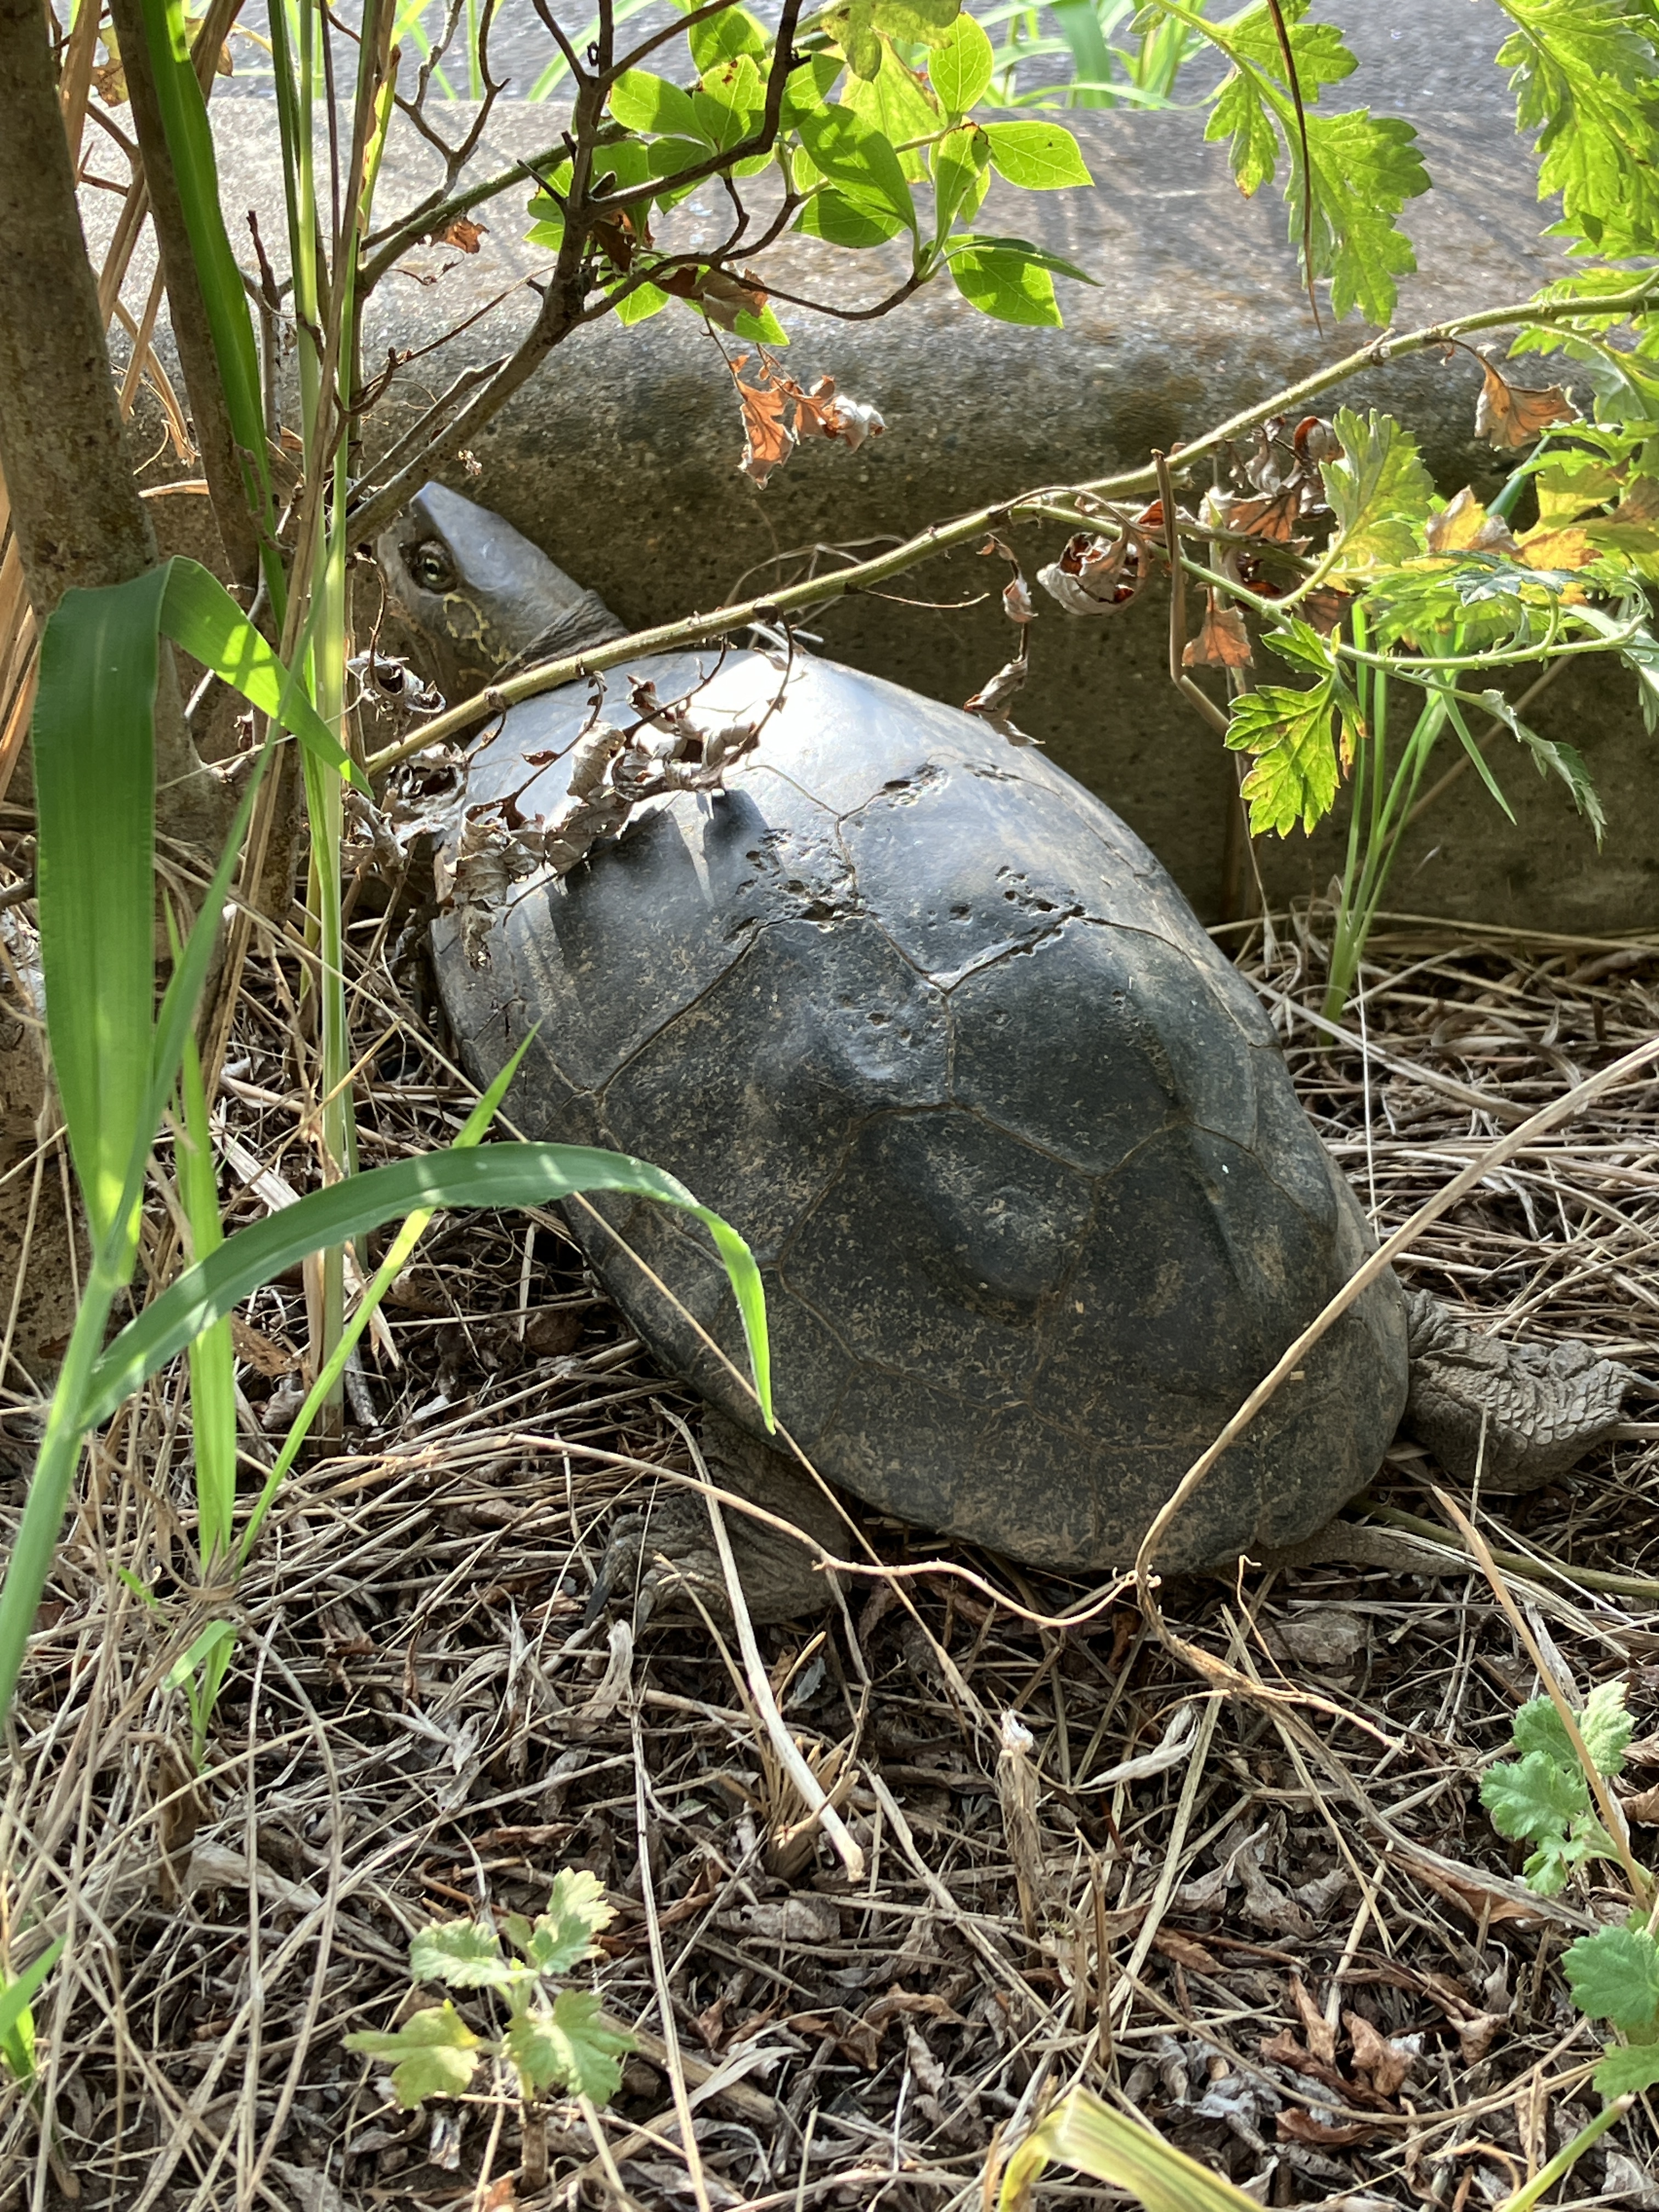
[1278,2109,1382,2148]
[1182,597,1253,669]
[433,217,487,253]
[1344,2010,1414,2098]
[1475,358,1577,450]
[1290,1973,1336,2066]
[1152,1928,1218,1972]
[1426,487,1521,557]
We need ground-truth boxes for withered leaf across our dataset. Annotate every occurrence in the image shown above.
[1182,596,1253,669]
[1455,2010,1508,2065]
[1427,486,1521,557]
[1475,357,1577,450]
[1222,487,1307,544]
[1289,1973,1336,2067]
[433,217,487,253]
[964,639,1036,746]
[699,268,769,332]
[1515,520,1599,572]
[1037,531,1144,616]
[732,356,797,488]
[1152,1928,1218,1972]
[1344,2010,1414,2098]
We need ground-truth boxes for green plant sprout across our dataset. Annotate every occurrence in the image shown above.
[1477,1677,1659,2180]
[345,1870,633,2113]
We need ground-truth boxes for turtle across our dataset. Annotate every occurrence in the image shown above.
[376,482,1639,1618]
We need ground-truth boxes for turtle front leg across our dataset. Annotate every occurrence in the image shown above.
[1401,1289,1641,1489]
[588,1412,848,1627]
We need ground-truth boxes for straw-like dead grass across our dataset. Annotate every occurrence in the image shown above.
[3,901,1659,2211]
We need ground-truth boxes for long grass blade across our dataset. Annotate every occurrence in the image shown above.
[999,2087,1261,2212]
[32,571,165,1254]
[133,0,276,568]
[83,1146,772,1429]
[176,1026,236,1567]
[238,1041,532,1562]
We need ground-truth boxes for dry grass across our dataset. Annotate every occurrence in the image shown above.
[3,898,1659,2211]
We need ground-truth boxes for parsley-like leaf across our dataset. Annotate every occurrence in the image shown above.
[1497,0,1659,258]
[1201,2,1427,323]
[1564,1926,1659,2033]
[1322,408,1435,572]
[1224,677,1345,834]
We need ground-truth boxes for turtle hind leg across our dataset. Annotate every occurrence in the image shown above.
[587,1411,848,1627]
[1401,1288,1641,1490]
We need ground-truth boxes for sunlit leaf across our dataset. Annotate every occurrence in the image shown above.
[344,2002,482,2107]
[505,1990,633,2103]
[410,1921,515,1990]
[1564,1927,1659,2033]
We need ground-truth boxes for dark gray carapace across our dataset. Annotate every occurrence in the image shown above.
[428,636,1408,1574]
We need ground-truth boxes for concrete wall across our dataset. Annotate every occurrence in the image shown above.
[114,0,1658,931]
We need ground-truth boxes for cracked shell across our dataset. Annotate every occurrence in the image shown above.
[431,648,1408,1572]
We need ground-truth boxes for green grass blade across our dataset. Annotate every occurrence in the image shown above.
[1049,1,1118,107]
[32,572,166,1253]
[0,1937,65,2084]
[177,1029,236,1568]
[237,1041,534,1563]
[160,561,368,789]
[134,0,275,559]
[84,1146,771,1430]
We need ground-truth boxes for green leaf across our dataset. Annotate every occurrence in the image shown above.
[1322,408,1435,573]
[949,244,1061,326]
[1498,0,1659,258]
[526,1869,616,1974]
[82,1143,772,1432]
[1261,616,1338,677]
[795,103,917,232]
[1594,2041,1659,2098]
[1564,1927,1659,2033]
[1477,691,1607,847]
[1481,1749,1589,1842]
[163,1618,234,1693]
[345,2001,482,2107]
[160,561,366,790]
[133,0,273,544]
[932,123,990,244]
[951,230,1096,284]
[177,1024,235,1566]
[505,1990,633,2104]
[609,69,705,141]
[611,279,672,325]
[1224,679,1343,835]
[841,40,941,180]
[1579,1680,1635,1775]
[688,3,765,74]
[693,54,764,151]
[873,0,961,47]
[782,52,844,126]
[1201,5,1427,323]
[797,185,907,247]
[981,121,1093,190]
[410,1921,514,1990]
[929,10,994,115]
[32,569,163,1251]
[733,301,790,344]
[1512,1692,1577,1767]
[0,1939,64,2084]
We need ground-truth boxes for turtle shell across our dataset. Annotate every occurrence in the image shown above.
[431,648,1408,1572]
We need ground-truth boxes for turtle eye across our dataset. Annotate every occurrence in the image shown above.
[407,539,456,593]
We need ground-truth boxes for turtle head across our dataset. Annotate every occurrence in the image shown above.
[376,482,625,704]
